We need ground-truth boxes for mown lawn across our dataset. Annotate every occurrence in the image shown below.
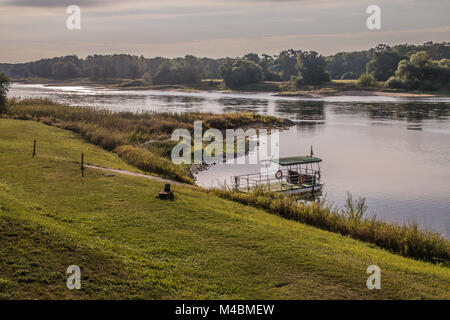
[0,119,449,299]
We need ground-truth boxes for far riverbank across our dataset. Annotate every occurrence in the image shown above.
[12,77,450,98]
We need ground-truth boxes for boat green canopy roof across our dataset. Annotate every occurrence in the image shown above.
[271,156,322,166]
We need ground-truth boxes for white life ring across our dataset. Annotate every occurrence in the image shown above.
[275,170,283,179]
[298,175,306,184]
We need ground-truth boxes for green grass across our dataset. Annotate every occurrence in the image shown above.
[5,98,289,183]
[212,189,449,263]
[0,119,449,299]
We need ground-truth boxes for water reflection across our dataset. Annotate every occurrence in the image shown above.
[332,102,449,122]
[274,100,325,121]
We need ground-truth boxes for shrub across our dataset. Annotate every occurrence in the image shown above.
[403,79,420,90]
[340,72,359,80]
[290,75,304,88]
[211,189,450,263]
[358,73,377,87]
[385,76,403,89]
[419,80,440,91]
[342,191,367,221]
[0,72,10,114]
[115,145,193,184]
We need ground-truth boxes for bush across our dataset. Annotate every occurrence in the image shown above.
[342,192,367,221]
[0,72,10,114]
[385,76,403,89]
[358,73,377,87]
[115,145,192,184]
[340,72,359,80]
[403,79,420,90]
[211,188,450,262]
[419,80,439,91]
[290,75,304,88]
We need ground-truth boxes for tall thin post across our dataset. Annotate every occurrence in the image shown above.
[32,140,36,157]
[81,153,84,177]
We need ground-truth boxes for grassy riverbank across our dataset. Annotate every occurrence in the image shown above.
[0,118,449,299]
[3,99,449,262]
[212,189,449,263]
[5,98,291,183]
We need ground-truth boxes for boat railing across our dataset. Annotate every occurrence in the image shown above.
[233,167,321,192]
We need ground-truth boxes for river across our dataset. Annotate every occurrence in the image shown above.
[8,83,450,237]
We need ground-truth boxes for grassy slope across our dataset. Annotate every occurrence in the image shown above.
[0,119,449,299]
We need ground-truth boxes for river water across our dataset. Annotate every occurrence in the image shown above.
[9,83,450,237]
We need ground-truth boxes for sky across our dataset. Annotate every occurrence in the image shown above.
[1,0,449,63]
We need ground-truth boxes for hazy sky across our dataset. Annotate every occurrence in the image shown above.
[1,0,449,62]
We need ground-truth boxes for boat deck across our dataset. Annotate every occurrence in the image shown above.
[232,155,323,195]
[234,176,323,194]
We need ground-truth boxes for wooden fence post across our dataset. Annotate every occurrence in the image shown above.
[32,140,36,157]
[81,152,84,177]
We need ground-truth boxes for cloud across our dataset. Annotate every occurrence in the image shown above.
[0,0,449,62]
[2,0,117,8]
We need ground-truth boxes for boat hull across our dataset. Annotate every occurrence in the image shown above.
[279,184,323,195]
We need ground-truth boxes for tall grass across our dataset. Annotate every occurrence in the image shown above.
[115,145,193,184]
[4,98,288,183]
[211,188,450,263]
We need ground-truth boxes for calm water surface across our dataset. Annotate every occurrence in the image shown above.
[9,83,450,237]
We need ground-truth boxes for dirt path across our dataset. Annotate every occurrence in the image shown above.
[85,165,184,185]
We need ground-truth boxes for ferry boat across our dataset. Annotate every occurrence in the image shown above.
[232,153,323,196]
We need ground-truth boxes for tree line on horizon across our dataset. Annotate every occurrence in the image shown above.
[0,41,449,91]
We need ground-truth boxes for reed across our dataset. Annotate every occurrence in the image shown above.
[115,145,193,184]
[211,188,450,263]
[5,98,287,183]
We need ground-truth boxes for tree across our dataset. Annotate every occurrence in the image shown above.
[276,49,300,81]
[142,72,152,83]
[0,41,448,86]
[51,61,82,80]
[181,55,204,83]
[202,58,220,79]
[152,60,180,85]
[366,45,403,81]
[221,59,263,88]
[243,53,260,64]
[296,51,330,85]
[152,56,203,85]
[327,51,371,79]
[386,51,450,91]
[358,73,377,87]
[0,72,10,113]
[259,54,281,81]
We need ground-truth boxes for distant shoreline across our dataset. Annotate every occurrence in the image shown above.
[12,77,450,98]
[277,90,437,98]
